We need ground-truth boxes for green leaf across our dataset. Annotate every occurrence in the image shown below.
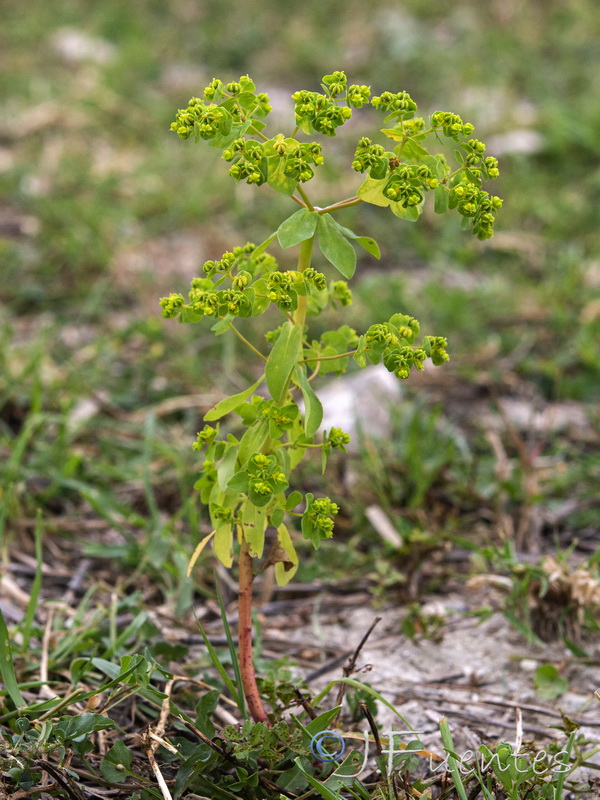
[57,713,114,742]
[380,127,405,142]
[353,334,368,369]
[274,523,299,586]
[204,376,264,421]
[265,321,303,403]
[434,185,448,214]
[276,446,291,477]
[293,760,341,800]
[210,315,234,335]
[214,582,247,719]
[277,208,319,249]
[316,213,357,279]
[286,490,303,510]
[304,706,344,738]
[227,470,249,493]
[213,521,233,568]
[270,507,285,528]
[369,158,389,180]
[0,608,25,708]
[534,664,569,700]
[353,235,380,259]
[304,325,357,375]
[294,364,323,437]
[251,232,277,259]
[195,689,220,739]
[357,176,391,208]
[208,119,252,149]
[266,158,298,196]
[399,137,429,159]
[241,499,267,558]
[327,218,381,259]
[217,445,238,492]
[179,306,203,323]
[101,740,133,783]
[238,419,269,467]
[389,201,421,222]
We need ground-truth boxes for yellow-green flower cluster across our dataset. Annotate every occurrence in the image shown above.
[431,111,475,141]
[329,281,353,307]
[292,71,369,136]
[449,184,503,240]
[193,425,217,451]
[302,494,340,546]
[371,90,417,118]
[363,314,448,379]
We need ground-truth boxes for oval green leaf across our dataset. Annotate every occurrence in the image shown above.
[214,521,233,568]
[434,185,448,214]
[389,201,421,222]
[328,218,381,259]
[316,213,357,279]
[241,499,267,558]
[357,176,391,208]
[277,208,319,249]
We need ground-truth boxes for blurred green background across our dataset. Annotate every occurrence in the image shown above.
[1,0,599,587]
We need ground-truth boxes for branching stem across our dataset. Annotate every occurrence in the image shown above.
[296,185,315,211]
[230,323,267,361]
[301,349,358,364]
[318,196,362,213]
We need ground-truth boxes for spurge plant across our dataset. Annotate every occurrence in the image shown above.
[162,71,502,723]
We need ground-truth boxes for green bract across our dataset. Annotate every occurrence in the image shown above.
[165,71,502,723]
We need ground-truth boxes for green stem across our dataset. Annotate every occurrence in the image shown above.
[238,535,270,724]
[300,349,357,364]
[230,323,268,361]
[395,133,409,158]
[318,196,362,213]
[295,185,315,211]
[247,125,269,141]
[293,236,314,330]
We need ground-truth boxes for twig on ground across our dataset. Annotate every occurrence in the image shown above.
[143,737,174,800]
[293,687,317,719]
[33,760,86,800]
[334,616,382,714]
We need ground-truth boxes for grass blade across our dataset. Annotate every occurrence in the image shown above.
[439,717,469,800]
[215,578,246,720]
[293,758,342,800]
[554,730,576,799]
[21,509,44,650]
[193,586,246,718]
[196,623,244,715]
[0,608,26,708]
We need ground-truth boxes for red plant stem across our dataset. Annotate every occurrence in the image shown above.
[238,535,270,724]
